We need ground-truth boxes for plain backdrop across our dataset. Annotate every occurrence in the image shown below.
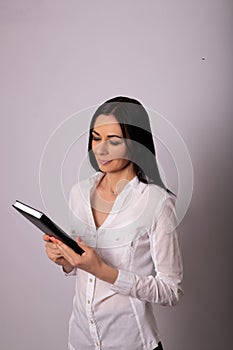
[1,1,233,349]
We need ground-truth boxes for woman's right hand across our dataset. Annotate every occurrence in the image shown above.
[43,234,74,273]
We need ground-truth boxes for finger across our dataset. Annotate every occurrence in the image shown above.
[76,238,89,256]
[43,234,56,243]
[43,234,51,242]
[47,251,62,260]
[45,242,62,256]
[46,243,59,252]
[77,237,88,248]
[56,240,81,265]
[46,245,63,259]
[45,240,57,248]
[56,240,74,255]
[49,253,64,263]
[49,236,60,244]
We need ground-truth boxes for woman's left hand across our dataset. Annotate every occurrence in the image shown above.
[50,237,118,283]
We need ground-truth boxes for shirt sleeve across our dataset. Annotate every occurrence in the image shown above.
[110,197,184,306]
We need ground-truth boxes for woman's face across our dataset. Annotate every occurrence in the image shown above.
[91,114,130,173]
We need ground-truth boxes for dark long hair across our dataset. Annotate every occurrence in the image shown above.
[88,96,175,196]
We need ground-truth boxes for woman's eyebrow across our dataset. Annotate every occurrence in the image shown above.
[108,134,122,139]
[92,130,122,139]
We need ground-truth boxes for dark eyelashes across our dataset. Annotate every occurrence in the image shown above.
[109,141,121,146]
[92,137,101,141]
[92,137,121,146]
[92,137,102,142]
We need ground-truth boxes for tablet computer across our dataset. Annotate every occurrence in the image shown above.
[12,200,84,255]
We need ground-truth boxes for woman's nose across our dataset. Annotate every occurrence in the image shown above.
[94,140,109,155]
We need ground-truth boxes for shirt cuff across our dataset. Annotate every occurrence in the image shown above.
[62,267,77,276]
[110,269,135,295]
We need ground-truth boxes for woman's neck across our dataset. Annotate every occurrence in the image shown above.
[100,163,135,196]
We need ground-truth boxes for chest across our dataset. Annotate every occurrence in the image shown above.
[91,207,109,228]
[90,189,117,228]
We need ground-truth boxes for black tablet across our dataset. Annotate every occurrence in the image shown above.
[12,200,84,255]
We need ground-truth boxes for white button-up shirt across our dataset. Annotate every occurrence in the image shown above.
[66,173,183,350]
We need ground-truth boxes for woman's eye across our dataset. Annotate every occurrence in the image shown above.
[109,140,121,146]
[92,137,101,142]
[92,136,122,146]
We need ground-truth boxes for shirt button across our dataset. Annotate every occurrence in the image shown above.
[96,342,99,346]
[89,278,93,283]
[93,234,96,238]
[88,300,91,304]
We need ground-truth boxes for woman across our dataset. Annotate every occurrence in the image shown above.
[43,96,183,350]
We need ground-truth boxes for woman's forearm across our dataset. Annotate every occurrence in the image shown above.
[96,262,119,284]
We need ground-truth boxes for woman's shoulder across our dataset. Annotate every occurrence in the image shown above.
[138,181,174,199]
[137,181,176,214]
[69,172,102,198]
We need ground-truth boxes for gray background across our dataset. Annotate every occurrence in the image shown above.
[1,0,232,349]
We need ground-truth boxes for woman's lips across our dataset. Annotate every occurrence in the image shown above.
[97,159,112,166]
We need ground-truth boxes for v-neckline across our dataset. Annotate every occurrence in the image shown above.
[90,186,120,230]
[88,173,137,230]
